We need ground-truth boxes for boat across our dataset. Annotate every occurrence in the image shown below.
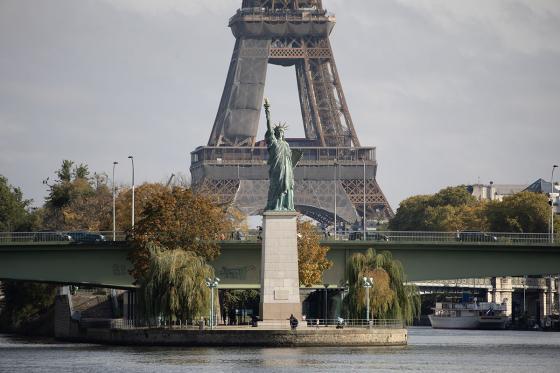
[428,299,508,330]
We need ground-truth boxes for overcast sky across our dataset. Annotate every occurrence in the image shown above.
[1,0,559,210]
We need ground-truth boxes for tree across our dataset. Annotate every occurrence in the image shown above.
[136,243,214,322]
[114,183,170,232]
[389,186,486,231]
[297,219,332,287]
[485,192,552,233]
[0,175,34,231]
[343,248,420,324]
[0,281,57,331]
[42,160,101,230]
[129,186,229,279]
[220,289,259,325]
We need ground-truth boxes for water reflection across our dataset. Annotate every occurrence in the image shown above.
[1,329,560,372]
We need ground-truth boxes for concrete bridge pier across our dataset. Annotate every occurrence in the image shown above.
[490,277,513,316]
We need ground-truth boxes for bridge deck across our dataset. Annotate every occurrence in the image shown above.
[2,238,560,288]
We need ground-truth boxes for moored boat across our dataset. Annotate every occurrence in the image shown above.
[429,299,508,330]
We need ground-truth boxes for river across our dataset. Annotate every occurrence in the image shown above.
[1,328,559,372]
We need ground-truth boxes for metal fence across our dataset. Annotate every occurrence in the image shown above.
[108,318,404,330]
[304,318,404,329]
[228,230,560,245]
[0,231,127,244]
[320,230,559,245]
[1,230,558,246]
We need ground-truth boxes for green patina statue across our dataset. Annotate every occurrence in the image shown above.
[264,98,302,211]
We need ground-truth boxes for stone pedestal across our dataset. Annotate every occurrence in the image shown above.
[259,211,301,323]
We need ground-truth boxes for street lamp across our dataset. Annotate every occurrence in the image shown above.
[128,156,135,230]
[362,276,374,322]
[323,284,329,323]
[551,165,558,243]
[205,277,220,329]
[112,161,118,241]
[340,281,349,318]
[362,158,366,238]
[333,159,338,240]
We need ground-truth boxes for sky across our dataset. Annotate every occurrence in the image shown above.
[1,0,559,210]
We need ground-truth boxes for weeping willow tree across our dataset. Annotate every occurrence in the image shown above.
[343,248,420,324]
[136,243,216,323]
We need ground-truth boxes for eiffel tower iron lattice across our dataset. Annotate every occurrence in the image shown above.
[191,0,393,225]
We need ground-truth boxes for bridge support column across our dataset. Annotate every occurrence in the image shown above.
[491,277,513,317]
[259,211,302,325]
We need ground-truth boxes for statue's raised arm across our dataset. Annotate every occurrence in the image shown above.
[263,97,296,211]
[264,98,273,139]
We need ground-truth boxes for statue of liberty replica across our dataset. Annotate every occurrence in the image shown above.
[264,98,301,211]
[259,98,303,325]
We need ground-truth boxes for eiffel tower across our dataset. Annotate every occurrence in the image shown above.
[191,0,393,225]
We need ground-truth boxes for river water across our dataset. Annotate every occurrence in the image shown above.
[1,328,559,372]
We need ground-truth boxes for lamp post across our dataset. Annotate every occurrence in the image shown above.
[205,277,220,329]
[340,281,349,318]
[112,161,118,241]
[128,156,135,230]
[363,158,366,238]
[523,275,527,314]
[362,277,374,322]
[551,165,558,243]
[333,159,338,240]
[323,284,329,324]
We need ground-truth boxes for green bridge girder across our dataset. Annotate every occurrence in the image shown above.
[1,241,560,289]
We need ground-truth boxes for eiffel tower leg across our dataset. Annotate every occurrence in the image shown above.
[296,61,316,140]
[326,40,361,147]
[208,38,271,147]
[301,40,326,146]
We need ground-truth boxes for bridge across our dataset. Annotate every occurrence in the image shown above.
[1,231,559,289]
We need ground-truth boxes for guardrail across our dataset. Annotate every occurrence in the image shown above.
[304,318,404,329]
[1,230,559,246]
[0,231,127,244]
[228,230,560,245]
[108,318,404,330]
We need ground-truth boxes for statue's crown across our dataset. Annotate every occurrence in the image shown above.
[274,122,288,133]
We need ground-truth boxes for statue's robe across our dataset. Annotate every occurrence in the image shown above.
[265,129,295,211]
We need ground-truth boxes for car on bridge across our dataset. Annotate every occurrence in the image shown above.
[456,230,497,243]
[33,231,73,242]
[349,231,390,242]
[67,231,106,243]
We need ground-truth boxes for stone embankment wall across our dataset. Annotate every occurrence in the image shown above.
[59,327,407,347]
[55,293,407,347]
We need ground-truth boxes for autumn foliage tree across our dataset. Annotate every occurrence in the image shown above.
[297,219,332,287]
[114,183,170,232]
[129,186,229,279]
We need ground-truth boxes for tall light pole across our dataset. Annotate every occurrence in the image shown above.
[128,156,135,230]
[333,159,338,240]
[551,165,558,243]
[363,158,366,238]
[112,161,118,241]
[523,275,527,314]
[205,277,220,329]
[323,284,329,323]
[362,276,374,322]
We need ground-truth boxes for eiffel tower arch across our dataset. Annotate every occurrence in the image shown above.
[191,0,393,225]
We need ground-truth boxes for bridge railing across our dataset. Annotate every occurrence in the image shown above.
[0,231,127,244]
[1,230,558,245]
[320,230,559,245]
